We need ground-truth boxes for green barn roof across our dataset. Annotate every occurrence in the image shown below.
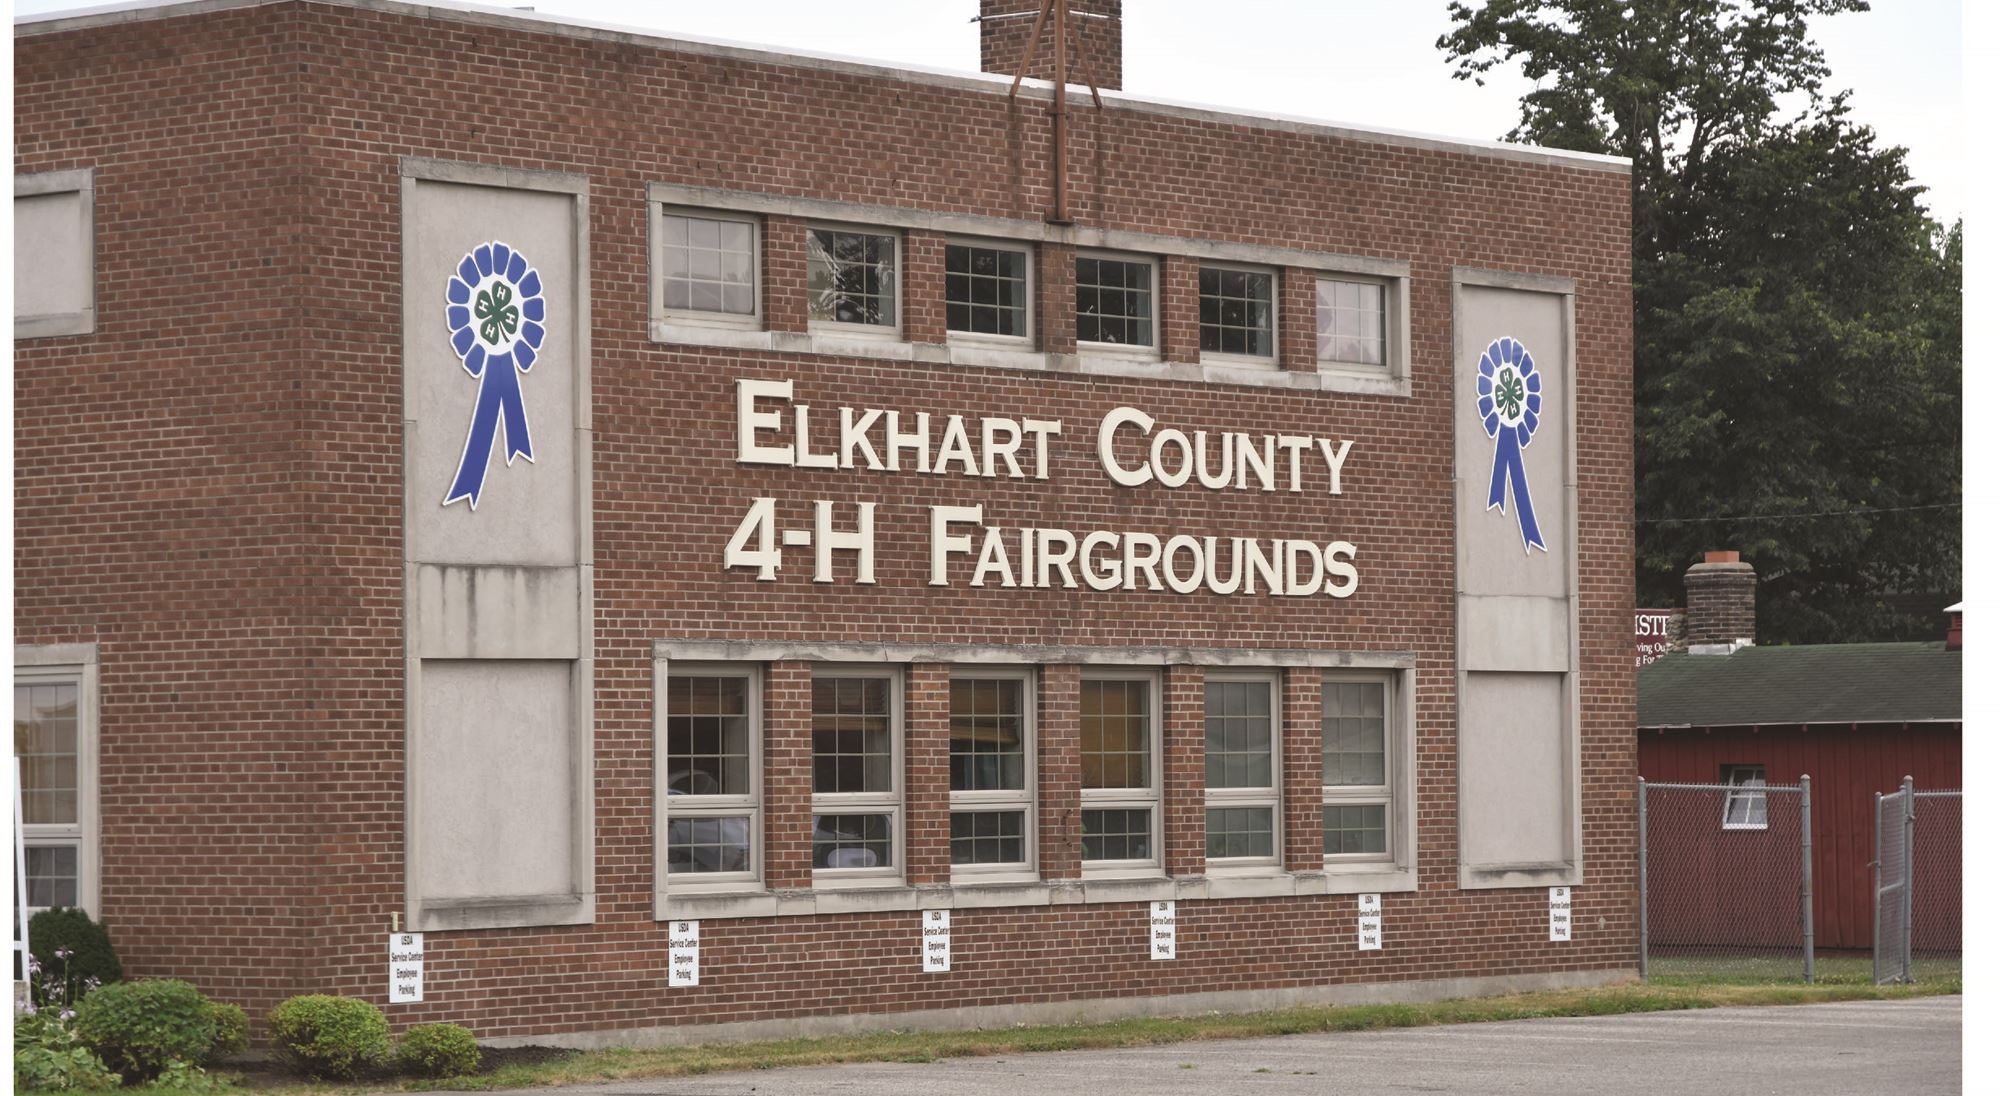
[1637,642,1961,729]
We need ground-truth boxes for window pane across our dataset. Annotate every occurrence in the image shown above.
[665,814,753,874]
[1199,267,1273,358]
[812,676,894,793]
[1081,808,1151,862]
[1322,680,1387,787]
[1317,278,1386,366]
[1076,257,1154,346]
[1206,806,1275,859]
[950,810,1026,865]
[662,214,756,316]
[24,844,78,908]
[14,682,79,825]
[1322,803,1387,856]
[813,813,894,869]
[1205,681,1273,789]
[808,229,897,327]
[950,678,1026,792]
[1081,679,1150,789]
[664,675,751,796]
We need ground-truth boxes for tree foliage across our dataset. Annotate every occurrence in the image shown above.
[1442,0,1961,643]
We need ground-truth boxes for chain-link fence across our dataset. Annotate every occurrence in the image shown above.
[1875,782,1961,985]
[1639,777,1812,983]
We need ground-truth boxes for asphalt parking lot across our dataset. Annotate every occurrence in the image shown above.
[480,995,1961,1096]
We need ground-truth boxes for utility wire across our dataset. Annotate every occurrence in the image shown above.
[1636,501,1960,526]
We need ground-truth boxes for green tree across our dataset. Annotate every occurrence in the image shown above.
[1441,0,1961,643]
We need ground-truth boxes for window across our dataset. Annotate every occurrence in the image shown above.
[1316,277,1386,368]
[1198,265,1275,360]
[807,227,898,330]
[1075,253,1156,350]
[1321,676,1391,860]
[946,241,1031,340]
[949,671,1035,874]
[660,666,761,888]
[14,649,96,915]
[1204,674,1280,866]
[1079,672,1161,871]
[811,669,902,878]
[1722,764,1768,830]
[658,209,758,322]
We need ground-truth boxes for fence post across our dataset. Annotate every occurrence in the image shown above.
[1637,777,1648,980]
[1800,774,1813,983]
[1900,775,1915,984]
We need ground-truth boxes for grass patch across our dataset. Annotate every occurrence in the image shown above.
[1645,953,1962,988]
[97,978,1956,1096]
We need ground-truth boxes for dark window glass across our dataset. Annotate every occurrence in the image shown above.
[950,810,1026,864]
[1198,266,1273,357]
[1076,257,1154,346]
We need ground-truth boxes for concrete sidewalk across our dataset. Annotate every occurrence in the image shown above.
[472,995,1961,1096]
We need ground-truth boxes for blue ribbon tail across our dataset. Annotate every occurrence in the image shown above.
[1487,432,1513,512]
[1505,438,1545,551]
[445,371,507,508]
[494,364,533,463]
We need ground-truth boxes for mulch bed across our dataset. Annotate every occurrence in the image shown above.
[227,1046,581,1088]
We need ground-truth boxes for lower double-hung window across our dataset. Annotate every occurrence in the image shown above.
[14,649,98,915]
[1321,674,1392,860]
[1079,672,1161,872]
[1205,673,1281,866]
[659,666,761,890]
[811,669,902,879]
[948,671,1034,876]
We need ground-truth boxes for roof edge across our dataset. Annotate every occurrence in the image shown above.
[1637,718,1963,731]
[16,0,1634,176]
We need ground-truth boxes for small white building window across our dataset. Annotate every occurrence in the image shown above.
[14,645,98,915]
[1198,264,1276,362]
[1075,252,1157,351]
[657,209,758,324]
[1079,672,1161,873]
[1722,764,1768,830]
[659,665,761,890]
[1322,676,1391,860]
[807,226,899,331]
[1204,673,1281,867]
[946,240,1032,342]
[811,668,903,880]
[1316,277,1387,368]
[948,670,1035,876]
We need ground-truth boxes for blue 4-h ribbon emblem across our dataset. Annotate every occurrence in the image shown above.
[443,241,546,510]
[1475,336,1547,553]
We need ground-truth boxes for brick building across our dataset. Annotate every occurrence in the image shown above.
[14,0,1637,1044]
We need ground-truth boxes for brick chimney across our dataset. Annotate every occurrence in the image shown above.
[1684,550,1756,652]
[979,0,1123,91]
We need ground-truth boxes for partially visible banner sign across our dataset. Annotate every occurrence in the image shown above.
[1635,608,1681,667]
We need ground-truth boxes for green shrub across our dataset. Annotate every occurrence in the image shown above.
[266,995,391,1079]
[145,1059,234,1093]
[13,1011,120,1092]
[397,1022,482,1078]
[74,978,219,1083]
[207,1002,249,1063]
[27,907,122,1006]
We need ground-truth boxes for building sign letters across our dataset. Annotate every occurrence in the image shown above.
[727,378,1362,597]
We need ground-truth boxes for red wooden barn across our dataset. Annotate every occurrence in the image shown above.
[1636,555,1961,953]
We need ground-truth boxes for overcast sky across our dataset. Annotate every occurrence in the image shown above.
[14,0,1962,222]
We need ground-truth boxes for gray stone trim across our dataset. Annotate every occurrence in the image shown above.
[19,1,1629,173]
[653,640,1415,670]
[1451,265,1578,296]
[14,642,98,666]
[400,156,588,195]
[484,966,1632,1049]
[14,167,96,339]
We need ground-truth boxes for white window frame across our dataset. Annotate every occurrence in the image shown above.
[810,666,905,886]
[1315,273,1402,377]
[947,668,1038,882]
[1074,250,1161,360]
[1721,764,1769,831]
[1320,671,1395,866]
[651,205,762,332]
[1202,670,1283,872]
[1196,261,1279,368]
[805,222,902,339]
[656,662,763,896]
[14,644,99,917]
[1078,668,1164,878]
[943,236,1036,347]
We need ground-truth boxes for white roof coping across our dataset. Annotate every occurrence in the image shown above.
[1944,601,1963,613]
[16,0,1633,175]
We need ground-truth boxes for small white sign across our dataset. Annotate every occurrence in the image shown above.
[1549,886,1573,942]
[1150,900,1177,960]
[922,909,951,973]
[387,932,423,1004]
[1357,893,1382,951]
[668,920,700,987]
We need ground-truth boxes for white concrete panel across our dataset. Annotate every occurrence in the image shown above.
[407,180,577,566]
[1460,595,1570,672]
[1455,283,1566,599]
[15,189,92,327]
[414,564,581,659]
[415,659,577,903]
[1458,671,1567,868]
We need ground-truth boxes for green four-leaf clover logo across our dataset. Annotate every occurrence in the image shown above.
[1495,366,1525,421]
[475,282,518,347]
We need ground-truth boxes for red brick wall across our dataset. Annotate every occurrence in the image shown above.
[14,0,1637,1041]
